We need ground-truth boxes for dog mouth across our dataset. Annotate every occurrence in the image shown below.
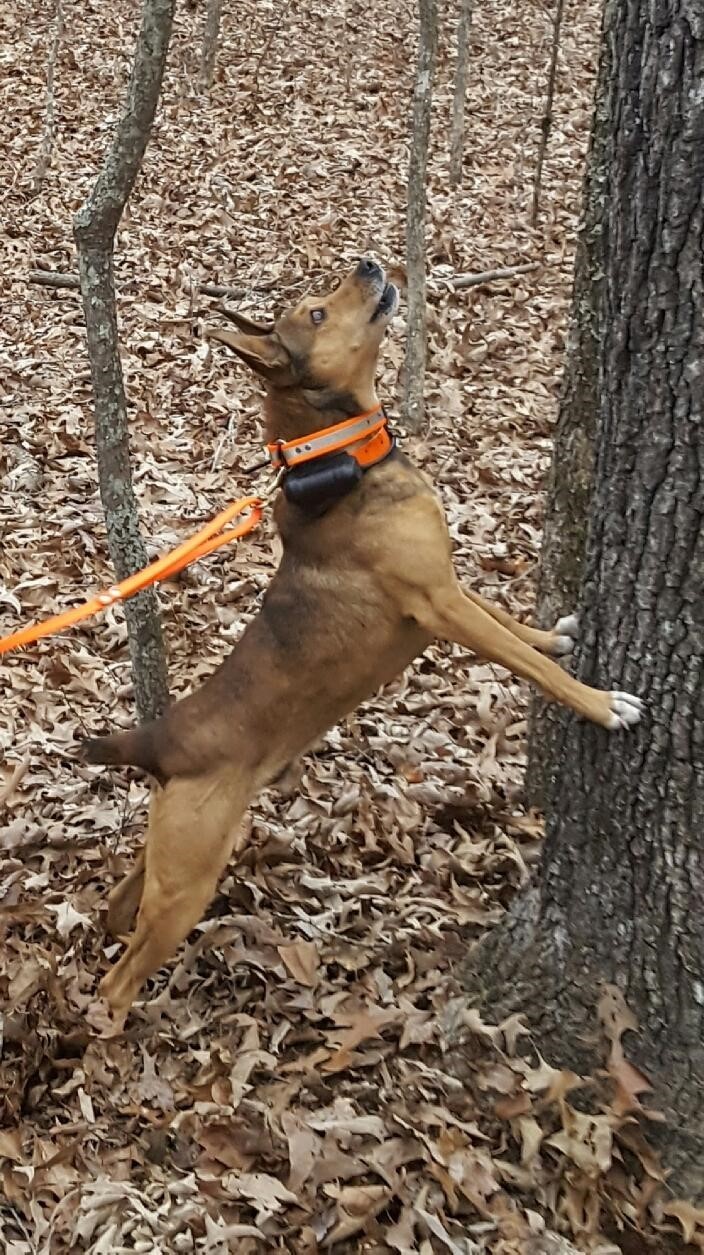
[370,282,398,323]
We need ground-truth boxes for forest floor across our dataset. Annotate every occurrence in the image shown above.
[1,1,682,1252]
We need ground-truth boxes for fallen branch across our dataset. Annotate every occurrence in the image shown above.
[28,270,80,289]
[27,271,276,301]
[28,265,542,304]
[440,261,542,289]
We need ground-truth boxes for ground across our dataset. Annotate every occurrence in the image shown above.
[0,0,661,1251]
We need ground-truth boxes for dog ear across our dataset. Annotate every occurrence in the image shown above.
[218,307,275,336]
[205,328,293,382]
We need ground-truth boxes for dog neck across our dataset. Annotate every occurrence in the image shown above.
[263,387,380,443]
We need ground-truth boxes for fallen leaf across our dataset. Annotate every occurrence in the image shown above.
[277,940,319,987]
[661,1200,704,1243]
[0,1129,23,1163]
[325,1183,390,1243]
[46,901,92,939]
[322,1004,399,1073]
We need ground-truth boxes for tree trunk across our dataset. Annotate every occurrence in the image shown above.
[32,0,64,193]
[448,0,472,188]
[74,0,174,722]
[460,0,704,1202]
[200,0,224,89]
[403,0,438,432]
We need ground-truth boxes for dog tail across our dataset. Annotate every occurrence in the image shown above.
[81,725,160,776]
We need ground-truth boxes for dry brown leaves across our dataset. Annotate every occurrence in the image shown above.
[2,0,686,1251]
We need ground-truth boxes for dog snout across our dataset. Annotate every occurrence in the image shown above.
[355,258,383,283]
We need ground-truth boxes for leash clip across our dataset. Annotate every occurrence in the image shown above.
[269,438,289,471]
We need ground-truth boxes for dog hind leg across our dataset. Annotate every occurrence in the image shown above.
[99,770,252,1020]
[106,847,145,937]
[105,775,185,938]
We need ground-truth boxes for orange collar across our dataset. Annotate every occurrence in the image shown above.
[265,405,393,472]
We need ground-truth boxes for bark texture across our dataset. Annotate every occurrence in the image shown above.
[74,0,174,722]
[403,0,437,432]
[526,15,611,810]
[462,0,704,1200]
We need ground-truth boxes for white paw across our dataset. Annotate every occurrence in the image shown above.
[607,691,644,731]
[551,613,579,656]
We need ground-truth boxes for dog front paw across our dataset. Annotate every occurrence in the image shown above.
[607,691,644,731]
[551,612,579,656]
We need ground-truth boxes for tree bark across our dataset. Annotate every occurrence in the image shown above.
[403,0,438,432]
[460,0,704,1202]
[448,0,472,188]
[525,13,611,811]
[73,0,174,722]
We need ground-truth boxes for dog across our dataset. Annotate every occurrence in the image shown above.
[84,259,642,1024]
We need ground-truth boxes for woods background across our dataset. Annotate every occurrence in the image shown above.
[1,0,671,1251]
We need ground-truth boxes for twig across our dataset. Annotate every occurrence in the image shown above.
[251,19,283,81]
[531,0,565,227]
[442,261,542,289]
[31,0,65,193]
[200,280,276,299]
[449,0,473,188]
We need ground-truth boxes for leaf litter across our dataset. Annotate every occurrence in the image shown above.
[0,0,694,1251]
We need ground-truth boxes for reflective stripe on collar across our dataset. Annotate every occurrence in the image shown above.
[266,406,387,471]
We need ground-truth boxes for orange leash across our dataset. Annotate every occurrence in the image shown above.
[0,406,394,659]
[0,495,263,657]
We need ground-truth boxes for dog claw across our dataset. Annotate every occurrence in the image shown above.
[607,691,644,731]
[551,613,579,656]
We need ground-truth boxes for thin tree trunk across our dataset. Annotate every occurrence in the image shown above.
[457,0,704,1202]
[530,0,565,226]
[32,0,64,193]
[403,0,438,433]
[449,0,472,188]
[73,0,175,722]
[200,0,224,89]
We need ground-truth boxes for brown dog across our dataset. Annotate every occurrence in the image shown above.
[85,260,642,1023]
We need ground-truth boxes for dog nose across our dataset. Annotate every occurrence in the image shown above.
[355,258,382,281]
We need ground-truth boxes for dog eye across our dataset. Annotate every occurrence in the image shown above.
[310,308,326,325]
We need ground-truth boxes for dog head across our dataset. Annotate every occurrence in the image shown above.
[206,260,398,429]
